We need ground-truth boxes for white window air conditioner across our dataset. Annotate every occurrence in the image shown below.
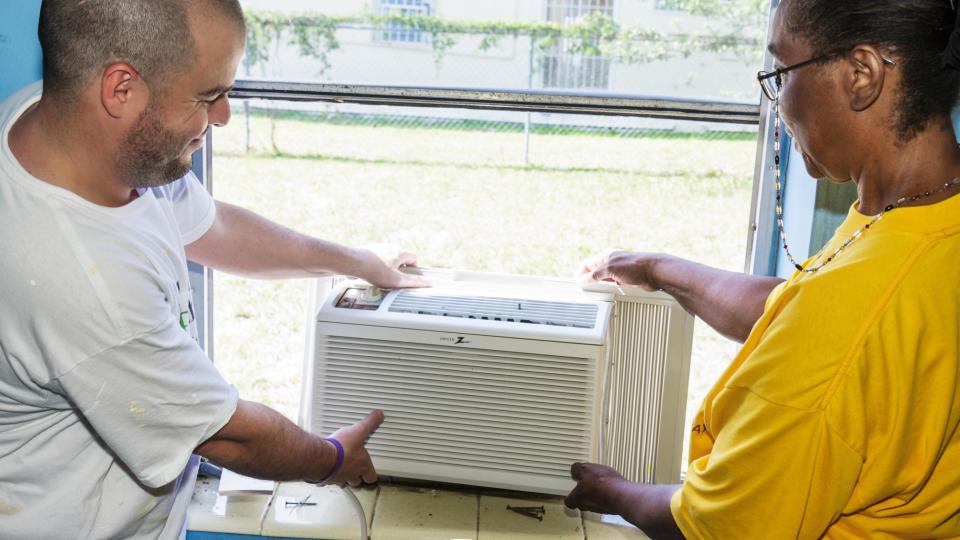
[300,269,694,495]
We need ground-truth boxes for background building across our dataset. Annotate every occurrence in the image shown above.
[239,0,762,104]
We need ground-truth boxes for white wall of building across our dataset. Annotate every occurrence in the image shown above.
[237,0,762,130]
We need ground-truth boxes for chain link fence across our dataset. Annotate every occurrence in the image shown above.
[229,100,758,168]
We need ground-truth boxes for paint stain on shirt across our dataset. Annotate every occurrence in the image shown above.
[129,401,146,415]
[0,497,20,515]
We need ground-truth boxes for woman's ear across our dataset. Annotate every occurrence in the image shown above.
[847,45,890,112]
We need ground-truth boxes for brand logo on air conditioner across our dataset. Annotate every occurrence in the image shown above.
[440,336,471,345]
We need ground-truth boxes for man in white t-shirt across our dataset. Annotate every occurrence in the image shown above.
[0,1,422,538]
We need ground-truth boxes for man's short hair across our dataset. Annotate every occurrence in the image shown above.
[39,0,245,101]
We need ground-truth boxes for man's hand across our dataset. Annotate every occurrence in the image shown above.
[564,462,629,514]
[320,410,386,487]
[577,250,663,291]
[196,401,384,487]
[353,244,426,289]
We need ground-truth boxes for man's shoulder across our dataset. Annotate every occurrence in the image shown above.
[0,81,42,126]
[0,187,180,338]
[0,173,73,283]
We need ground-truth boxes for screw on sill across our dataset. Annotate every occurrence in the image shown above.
[506,505,545,521]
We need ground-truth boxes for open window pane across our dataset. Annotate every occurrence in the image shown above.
[211,102,757,455]
[212,0,769,463]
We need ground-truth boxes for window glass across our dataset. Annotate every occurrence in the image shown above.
[379,0,433,44]
[213,104,755,446]
[215,0,766,462]
[237,0,765,101]
[543,0,615,89]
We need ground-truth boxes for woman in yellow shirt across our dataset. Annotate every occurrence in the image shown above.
[566,1,960,538]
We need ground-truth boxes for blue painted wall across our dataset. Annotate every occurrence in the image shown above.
[0,0,43,102]
[953,106,960,144]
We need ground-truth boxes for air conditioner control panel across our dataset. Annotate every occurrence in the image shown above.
[335,287,385,310]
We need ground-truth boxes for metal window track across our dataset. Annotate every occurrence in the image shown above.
[231,79,760,125]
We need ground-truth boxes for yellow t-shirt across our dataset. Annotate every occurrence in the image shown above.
[671,193,960,539]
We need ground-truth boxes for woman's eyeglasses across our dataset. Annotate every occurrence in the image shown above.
[757,50,896,101]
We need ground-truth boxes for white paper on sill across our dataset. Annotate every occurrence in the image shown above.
[217,468,276,495]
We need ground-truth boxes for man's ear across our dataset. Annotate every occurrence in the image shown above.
[847,45,890,112]
[100,63,148,119]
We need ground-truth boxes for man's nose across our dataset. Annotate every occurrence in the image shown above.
[209,96,231,127]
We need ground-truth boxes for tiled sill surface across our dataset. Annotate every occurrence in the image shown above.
[188,476,650,540]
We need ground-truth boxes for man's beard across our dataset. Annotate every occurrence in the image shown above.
[116,107,196,189]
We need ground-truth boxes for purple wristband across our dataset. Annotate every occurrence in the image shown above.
[316,437,344,484]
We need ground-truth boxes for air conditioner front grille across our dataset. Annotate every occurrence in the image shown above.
[388,290,598,329]
[313,335,597,479]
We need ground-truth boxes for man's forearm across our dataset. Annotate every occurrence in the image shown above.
[650,255,783,342]
[185,201,364,280]
[196,400,337,482]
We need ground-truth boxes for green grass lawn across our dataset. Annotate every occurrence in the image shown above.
[210,112,758,453]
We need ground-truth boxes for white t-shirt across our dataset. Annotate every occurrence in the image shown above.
[0,82,239,539]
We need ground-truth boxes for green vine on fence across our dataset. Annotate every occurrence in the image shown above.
[243,6,766,77]
[240,3,767,156]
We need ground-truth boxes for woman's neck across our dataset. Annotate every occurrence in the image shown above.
[854,119,960,215]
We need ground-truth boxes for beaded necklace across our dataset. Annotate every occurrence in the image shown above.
[772,100,960,273]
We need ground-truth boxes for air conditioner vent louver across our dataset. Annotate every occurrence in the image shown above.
[388,290,598,329]
[314,335,596,479]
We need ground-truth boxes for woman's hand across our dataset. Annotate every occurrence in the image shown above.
[566,462,685,539]
[577,250,664,291]
[564,462,630,514]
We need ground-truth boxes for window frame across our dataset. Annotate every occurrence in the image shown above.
[541,0,615,90]
[190,139,215,356]
[377,0,434,44]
